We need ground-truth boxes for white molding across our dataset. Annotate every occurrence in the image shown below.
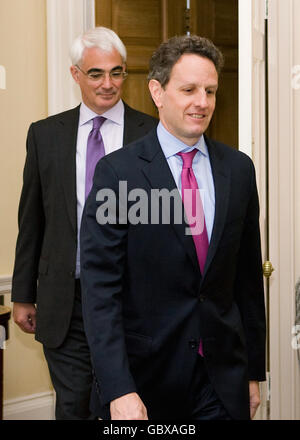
[3,391,55,420]
[268,0,300,420]
[0,275,12,295]
[46,0,95,116]
[238,0,253,157]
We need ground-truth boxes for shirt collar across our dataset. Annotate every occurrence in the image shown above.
[79,99,124,126]
[157,121,208,160]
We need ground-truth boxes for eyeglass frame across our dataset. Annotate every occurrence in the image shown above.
[75,64,128,82]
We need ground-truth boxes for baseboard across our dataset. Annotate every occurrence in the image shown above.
[3,391,55,420]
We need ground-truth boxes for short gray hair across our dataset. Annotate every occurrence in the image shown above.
[70,27,127,65]
[148,35,224,88]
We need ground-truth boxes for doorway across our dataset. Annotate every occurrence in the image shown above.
[95,0,238,149]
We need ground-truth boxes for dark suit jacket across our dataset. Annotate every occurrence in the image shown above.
[11,102,158,348]
[80,128,266,420]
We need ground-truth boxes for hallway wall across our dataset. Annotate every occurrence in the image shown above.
[0,0,53,404]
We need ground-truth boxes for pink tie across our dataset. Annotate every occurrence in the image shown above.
[85,116,106,200]
[178,149,209,357]
[177,150,209,274]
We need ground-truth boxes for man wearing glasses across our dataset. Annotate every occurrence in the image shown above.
[11,27,157,420]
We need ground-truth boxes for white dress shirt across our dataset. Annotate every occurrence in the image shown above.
[76,100,125,277]
[157,122,215,242]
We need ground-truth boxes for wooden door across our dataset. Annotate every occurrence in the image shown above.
[189,0,238,148]
[95,0,167,118]
[95,0,238,147]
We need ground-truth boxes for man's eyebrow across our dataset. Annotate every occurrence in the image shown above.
[87,65,124,74]
[110,65,124,71]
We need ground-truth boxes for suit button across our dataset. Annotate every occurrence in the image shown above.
[189,339,197,350]
[199,295,205,303]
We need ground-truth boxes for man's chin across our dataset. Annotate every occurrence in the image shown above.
[97,96,116,105]
[94,97,119,112]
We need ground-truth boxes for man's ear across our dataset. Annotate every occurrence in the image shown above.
[148,79,163,109]
[70,65,79,84]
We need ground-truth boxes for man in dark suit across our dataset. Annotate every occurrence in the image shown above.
[11,27,157,420]
[80,35,266,420]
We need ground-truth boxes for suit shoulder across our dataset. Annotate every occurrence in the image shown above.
[208,137,254,166]
[30,106,80,129]
[100,129,155,169]
[124,103,158,125]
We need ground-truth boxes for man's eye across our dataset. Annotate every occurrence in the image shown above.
[88,73,103,80]
[111,71,123,78]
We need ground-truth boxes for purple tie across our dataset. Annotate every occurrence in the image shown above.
[85,116,106,200]
[178,149,209,357]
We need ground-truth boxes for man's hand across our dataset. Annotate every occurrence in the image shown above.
[13,302,37,334]
[110,392,148,420]
[249,381,261,419]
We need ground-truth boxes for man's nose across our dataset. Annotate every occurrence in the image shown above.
[101,73,113,88]
[194,90,209,108]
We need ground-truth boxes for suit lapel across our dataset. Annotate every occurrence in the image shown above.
[56,106,80,234]
[123,103,136,145]
[203,136,231,277]
[138,131,200,273]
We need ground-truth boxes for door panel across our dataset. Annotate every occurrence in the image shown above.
[190,0,238,148]
[96,0,238,149]
[96,0,163,118]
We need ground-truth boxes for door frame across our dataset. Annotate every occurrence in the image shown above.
[239,0,269,420]
[46,0,95,115]
[267,0,300,420]
[239,0,300,420]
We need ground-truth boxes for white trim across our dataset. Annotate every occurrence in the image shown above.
[3,391,55,420]
[268,0,300,420]
[46,0,95,116]
[0,275,12,295]
[83,0,96,30]
[238,0,253,157]
[0,65,6,90]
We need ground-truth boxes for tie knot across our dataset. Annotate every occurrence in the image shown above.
[177,149,198,169]
[92,116,106,131]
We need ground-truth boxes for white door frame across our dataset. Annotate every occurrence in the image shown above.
[46,0,95,115]
[239,0,300,420]
[267,0,300,420]
[239,0,269,420]
[238,0,253,158]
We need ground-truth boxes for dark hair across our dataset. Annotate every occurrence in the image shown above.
[148,35,224,88]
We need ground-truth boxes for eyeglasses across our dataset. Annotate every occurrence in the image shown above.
[75,64,128,82]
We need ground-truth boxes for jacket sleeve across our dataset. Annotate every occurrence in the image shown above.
[80,156,137,406]
[11,124,45,303]
[234,158,266,381]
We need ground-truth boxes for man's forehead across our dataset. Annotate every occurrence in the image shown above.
[81,46,123,65]
[169,55,218,81]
